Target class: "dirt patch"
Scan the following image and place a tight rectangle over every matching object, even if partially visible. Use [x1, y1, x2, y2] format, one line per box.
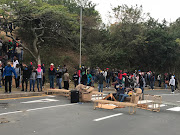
[0, 118, 10, 124]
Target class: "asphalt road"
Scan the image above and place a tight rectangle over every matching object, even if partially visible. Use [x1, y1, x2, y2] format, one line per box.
[0, 90, 180, 135]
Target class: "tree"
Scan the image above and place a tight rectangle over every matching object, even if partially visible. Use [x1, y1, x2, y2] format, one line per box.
[0, 0, 79, 64]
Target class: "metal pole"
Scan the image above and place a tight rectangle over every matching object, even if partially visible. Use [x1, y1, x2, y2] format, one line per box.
[80, 7, 82, 68]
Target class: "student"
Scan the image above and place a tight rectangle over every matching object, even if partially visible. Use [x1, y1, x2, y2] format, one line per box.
[87, 71, 92, 86]
[41, 64, 46, 87]
[169, 76, 175, 94]
[97, 72, 105, 92]
[0, 61, 3, 88]
[56, 66, 63, 89]
[3, 62, 17, 93]
[73, 71, 79, 88]
[116, 84, 129, 102]
[48, 63, 56, 89]
[63, 70, 69, 90]
[15, 64, 21, 88]
[30, 67, 37, 92]
[21, 64, 30, 92]
[37, 64, 43, 92]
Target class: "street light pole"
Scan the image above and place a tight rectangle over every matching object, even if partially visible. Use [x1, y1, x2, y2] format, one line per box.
[79, 6, 82, 68]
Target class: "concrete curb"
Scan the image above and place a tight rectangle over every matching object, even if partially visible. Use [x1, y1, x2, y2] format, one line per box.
[0, 92, 45, 99]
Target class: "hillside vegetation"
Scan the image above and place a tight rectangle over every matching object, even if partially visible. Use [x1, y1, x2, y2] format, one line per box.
[1, 0, 180, 75]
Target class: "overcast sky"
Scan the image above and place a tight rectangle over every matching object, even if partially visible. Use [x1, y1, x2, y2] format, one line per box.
[90, 0, 180, 24]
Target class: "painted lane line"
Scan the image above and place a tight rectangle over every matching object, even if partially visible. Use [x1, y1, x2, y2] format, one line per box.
[93, 113, 123, 122]
[159, 93, 179, 96]
[0, 103, 78, 116]
[21, 98, 59, 104]
[27, 104, 77, 112]
[0, 111, 23, 116]
[167, 107, 180, 112]
[148, 104, 166, 108]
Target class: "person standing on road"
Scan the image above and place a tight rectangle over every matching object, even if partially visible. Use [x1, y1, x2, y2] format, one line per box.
[21, 64, 30, 92]
[97, 72, 105, 92]
[150, 73, 155, 90]
[106, 68, 111, 88]
[3, 62, 17, 93]
[73, 71, 79, 88]
[157, 74, 162, 87]
[41, 64, 46, 87]
[37, 64, 43, 92]
[30, 67, 37, 92]
[63, 70, 69, 90]
[15, 64, 21, 88]
[169, 76, 175, 94]
[48, 63, 56, 89]
[56, 66, 63, 89]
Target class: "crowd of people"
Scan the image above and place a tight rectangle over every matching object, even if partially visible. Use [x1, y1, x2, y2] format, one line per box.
[73, 67, 178, 94]
[0, 38, 178, 94]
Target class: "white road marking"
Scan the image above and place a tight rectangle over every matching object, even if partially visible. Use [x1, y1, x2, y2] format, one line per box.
[0, 103, 77, 116]
[21, 98, 59, 103]
[138, 100, 153, 104]
[93, 113, 123, 122]
[167, 107, 180, 112]
[159, 93, 179, 96]
[47, 95, 56, 97]
[148, 104, 166, 108]
[177, 101, 180, 102]
[0, 111, 23, 116]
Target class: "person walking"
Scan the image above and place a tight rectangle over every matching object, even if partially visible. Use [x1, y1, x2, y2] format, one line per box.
[48, 63, 56, 89]
[97, 72, 105, 92]
[3, 62, 17, 93]
[63, 70, 69, 90]
[169, 76, 175, 94]
[30, 67, 37, 92]
[37, 64, 43, 92]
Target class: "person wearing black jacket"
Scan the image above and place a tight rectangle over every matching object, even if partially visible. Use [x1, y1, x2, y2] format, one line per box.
[97, 72, 105, 92]
[21, 64, 30, 92]
[73, 71, 79, 88]
[56, 67, 63, 89]
[49, 63, 56, 89]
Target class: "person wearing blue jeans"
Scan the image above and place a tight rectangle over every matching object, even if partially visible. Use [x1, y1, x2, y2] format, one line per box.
[115, 84, 129, 102]
[97, 72, 105, 92]
[119, 93, 129, 102]
[30, 79, 35, 91]
[37, 65, 43, 91]
[56, 67, 63, 89]
[48, 63, 56, 89]
[98, 84, 103, 92]
[29, 67, 36, 92]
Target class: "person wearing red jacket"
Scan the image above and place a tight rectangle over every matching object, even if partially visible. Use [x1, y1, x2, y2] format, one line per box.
[118, 70, 123, 84]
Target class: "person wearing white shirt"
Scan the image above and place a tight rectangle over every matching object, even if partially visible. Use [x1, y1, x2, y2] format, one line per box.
[169, 76, 175, 94]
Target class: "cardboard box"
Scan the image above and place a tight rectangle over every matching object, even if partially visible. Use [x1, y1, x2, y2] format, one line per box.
[81, 92, 92, 102]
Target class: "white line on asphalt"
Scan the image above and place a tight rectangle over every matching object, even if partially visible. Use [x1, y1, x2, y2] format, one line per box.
[159, 93, 180, 96]
[27, 104, 77, 112]
[93, 113, 123, 122]
[0, 103, 78, 116]
[0, 111, 23, 116]
[167, 107, 180, 112]
[21, 99, 59, 103]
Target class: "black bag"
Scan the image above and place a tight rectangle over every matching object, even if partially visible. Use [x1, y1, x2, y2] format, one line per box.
[71, 90, 79, 103]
